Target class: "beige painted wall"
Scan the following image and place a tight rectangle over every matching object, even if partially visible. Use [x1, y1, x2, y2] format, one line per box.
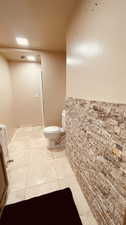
[41, 52, 66, 126]
[9, 62, 43, 127]
[0, 54, 16, 139]
[67, 0, 126, 104]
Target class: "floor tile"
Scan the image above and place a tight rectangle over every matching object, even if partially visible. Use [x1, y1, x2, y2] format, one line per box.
[25, 180, 60, 200]
[8, 150, 29, 169]
[29, 148, 53, 163]
[52, 149, 66, 159]
[80, 216, 87, 225]
[26, 160, 57, 187]
[6, 189, 25, 205]
[81, 213, 98, 225]
[8, 166, 28, 192]
[53, 157, 74, 179]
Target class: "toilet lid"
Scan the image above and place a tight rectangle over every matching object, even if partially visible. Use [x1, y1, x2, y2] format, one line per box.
[43, 126, 61, 133]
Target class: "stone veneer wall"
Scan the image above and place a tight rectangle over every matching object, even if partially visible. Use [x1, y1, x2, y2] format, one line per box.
[65, 97, 126, 225]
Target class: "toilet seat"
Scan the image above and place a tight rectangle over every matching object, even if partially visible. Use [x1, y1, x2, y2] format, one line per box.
[43, 126, 61, 134]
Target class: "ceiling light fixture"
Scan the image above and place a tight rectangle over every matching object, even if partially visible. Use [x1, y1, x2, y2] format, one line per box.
[26, 55, 36, 61]
[16, 37, 29, 46]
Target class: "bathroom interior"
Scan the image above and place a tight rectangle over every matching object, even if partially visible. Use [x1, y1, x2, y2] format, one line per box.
[0, 0, 126, 225]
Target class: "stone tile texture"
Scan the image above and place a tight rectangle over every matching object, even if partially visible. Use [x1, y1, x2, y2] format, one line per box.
[65, 97, 126, 225]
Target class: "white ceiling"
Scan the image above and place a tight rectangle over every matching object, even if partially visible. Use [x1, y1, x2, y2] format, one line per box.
[0, 49, 41, 63]
[0, 0, 76, 52]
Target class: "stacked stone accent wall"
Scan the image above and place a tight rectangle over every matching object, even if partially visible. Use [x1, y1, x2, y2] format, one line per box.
[65, 97, 126, 225]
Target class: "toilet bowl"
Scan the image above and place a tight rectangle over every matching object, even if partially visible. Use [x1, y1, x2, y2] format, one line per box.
[43, 126, 64, 149]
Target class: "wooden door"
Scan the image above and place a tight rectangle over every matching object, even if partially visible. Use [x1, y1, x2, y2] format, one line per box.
[0, 144, 8, 217]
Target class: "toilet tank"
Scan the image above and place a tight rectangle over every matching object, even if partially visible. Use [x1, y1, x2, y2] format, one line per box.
[62, 110, 66, 130]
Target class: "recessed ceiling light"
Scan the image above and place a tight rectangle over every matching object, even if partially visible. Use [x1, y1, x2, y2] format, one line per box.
[26, 55, 36, 61]
[16, 37, 29, 46]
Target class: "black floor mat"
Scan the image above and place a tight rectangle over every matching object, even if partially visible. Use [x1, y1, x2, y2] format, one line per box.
[0, 188, 83, 225]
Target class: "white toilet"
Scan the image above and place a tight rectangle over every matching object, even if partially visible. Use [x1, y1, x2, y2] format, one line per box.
[43, 111, 65, 149]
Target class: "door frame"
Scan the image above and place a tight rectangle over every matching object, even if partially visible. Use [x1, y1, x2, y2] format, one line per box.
[39, 71, 45, 127]
[0, 144, 8, 218]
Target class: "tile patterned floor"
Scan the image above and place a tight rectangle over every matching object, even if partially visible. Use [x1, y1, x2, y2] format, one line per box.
[7, 126, 98, 225]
